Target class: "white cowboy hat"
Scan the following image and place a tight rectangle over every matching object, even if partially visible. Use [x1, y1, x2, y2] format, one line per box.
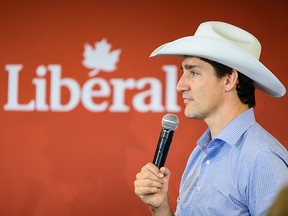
[150, 21, 286, 97]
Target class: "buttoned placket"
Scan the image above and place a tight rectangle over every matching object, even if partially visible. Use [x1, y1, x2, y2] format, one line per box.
[191, 139, 224, 196]
[178, 139, 225, 215]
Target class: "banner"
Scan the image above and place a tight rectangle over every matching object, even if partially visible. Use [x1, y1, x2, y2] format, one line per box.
[0, 0, 287, 215]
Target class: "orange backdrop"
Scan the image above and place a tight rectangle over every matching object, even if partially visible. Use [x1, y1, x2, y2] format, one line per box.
[0, 0, 287, 215]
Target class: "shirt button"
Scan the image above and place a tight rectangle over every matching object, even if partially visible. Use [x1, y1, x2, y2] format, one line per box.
[197, 186, 201, 191]
[206, 160, 210, 165]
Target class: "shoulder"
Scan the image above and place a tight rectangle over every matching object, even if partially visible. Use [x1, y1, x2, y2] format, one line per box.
[236, 123, 288, 215]
[241, 122, 288, 163]
[236, 122, 288, 185]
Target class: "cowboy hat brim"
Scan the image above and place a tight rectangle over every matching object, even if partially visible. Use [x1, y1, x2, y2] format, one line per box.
[150, 36, 286, 97]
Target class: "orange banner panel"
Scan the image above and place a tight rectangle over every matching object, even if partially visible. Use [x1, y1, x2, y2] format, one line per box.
[0, 0, 287, 215]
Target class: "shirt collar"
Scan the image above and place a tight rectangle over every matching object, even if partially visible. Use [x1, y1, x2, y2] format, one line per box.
[197, 108, 256, 151]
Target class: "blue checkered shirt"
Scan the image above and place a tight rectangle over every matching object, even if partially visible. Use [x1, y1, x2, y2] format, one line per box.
[175, 108, 288, 216]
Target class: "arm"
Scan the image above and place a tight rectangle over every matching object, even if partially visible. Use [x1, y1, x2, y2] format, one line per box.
[248, 151, 288, 216]
[134, 163, 174, 216]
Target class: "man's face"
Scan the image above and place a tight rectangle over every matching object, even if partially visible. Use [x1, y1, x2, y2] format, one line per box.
[177, 57, 226, 121]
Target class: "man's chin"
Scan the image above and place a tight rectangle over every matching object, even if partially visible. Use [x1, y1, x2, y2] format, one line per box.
[184, 109, 204, 120]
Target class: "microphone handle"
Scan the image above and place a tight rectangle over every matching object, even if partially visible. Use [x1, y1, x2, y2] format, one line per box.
[153, 128, 174, 168]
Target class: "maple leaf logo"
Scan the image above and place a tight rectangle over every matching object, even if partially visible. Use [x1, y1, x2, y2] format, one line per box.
[82, 38, 122, 77]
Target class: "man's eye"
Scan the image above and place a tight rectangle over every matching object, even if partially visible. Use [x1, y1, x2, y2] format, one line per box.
[191, 71, 198, 76]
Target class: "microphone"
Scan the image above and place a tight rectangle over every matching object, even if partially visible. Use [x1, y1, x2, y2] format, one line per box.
[152, 114, 179, 168]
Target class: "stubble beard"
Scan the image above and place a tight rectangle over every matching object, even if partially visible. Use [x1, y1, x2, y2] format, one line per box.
[184, 104, 206, 120]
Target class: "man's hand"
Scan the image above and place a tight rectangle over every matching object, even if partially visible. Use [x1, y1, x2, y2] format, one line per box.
[134, 163, 173, 215]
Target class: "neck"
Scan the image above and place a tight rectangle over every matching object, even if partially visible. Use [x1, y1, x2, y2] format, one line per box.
[205, 103, 249, 139]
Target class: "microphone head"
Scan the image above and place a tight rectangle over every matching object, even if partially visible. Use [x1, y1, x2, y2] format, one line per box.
[162, 114, 179, 131]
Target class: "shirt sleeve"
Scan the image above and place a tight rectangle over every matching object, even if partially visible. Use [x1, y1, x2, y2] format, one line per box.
[248, 150, 288, 216]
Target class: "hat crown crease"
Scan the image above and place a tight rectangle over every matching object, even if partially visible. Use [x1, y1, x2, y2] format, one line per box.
[195, 21, 261, 60]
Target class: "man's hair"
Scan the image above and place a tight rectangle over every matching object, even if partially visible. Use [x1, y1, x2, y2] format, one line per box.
[200, 57, 256, 108]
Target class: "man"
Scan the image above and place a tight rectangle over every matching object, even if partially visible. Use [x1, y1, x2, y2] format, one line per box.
[134, 21, 288, 216]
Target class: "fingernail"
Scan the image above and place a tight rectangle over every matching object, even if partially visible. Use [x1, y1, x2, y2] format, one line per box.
[159, 173, 164, 178]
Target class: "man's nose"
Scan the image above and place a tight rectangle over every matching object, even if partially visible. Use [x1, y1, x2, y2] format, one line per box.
[176, 73, 189, 92]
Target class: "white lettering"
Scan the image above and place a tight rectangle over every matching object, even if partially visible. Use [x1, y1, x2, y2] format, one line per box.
[133, 78, 164, 112]
[162, 65, 181, 112]
[82, 78, 110, 112]
[32, 65, 49, 111]
[49, 65, 81, 112]
[109, 78, 135, 112]
[3, 64, 181, 113]
[4, 64, 35, 111]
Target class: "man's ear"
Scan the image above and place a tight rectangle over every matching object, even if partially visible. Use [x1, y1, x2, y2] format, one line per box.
[224, 70, 238, 92]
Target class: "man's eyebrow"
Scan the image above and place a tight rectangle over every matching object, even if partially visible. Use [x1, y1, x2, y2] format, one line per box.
[180, 64, 199, 70]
